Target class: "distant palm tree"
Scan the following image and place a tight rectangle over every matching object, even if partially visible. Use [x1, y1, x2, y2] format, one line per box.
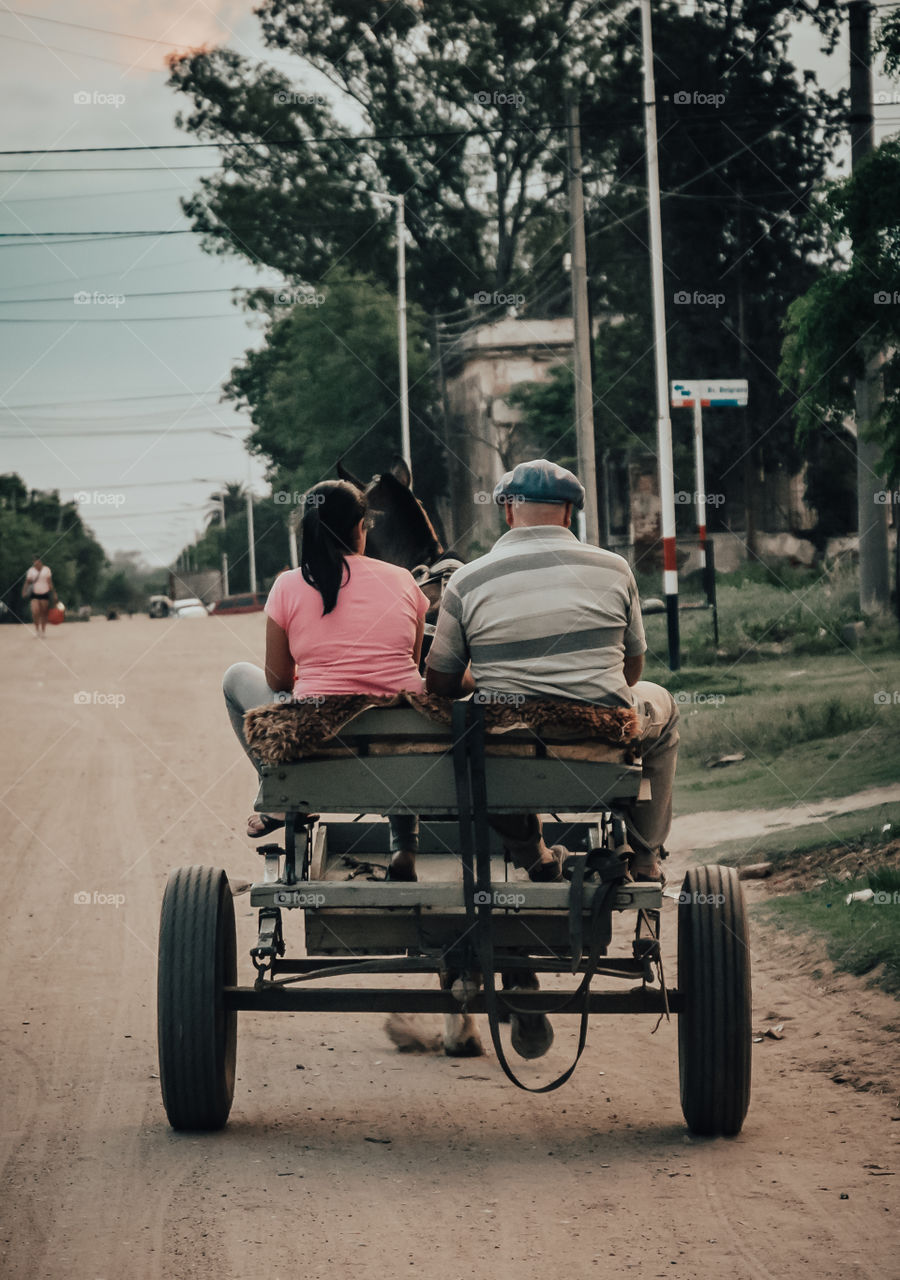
[205, 481, 247, 529]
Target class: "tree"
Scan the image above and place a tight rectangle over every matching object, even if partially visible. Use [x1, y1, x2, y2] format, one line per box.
[224, 269, 440, 497]
[204, 481, 248, 529]
[0, 475, 106, 618]
[577, 3, 846, 542]
[780, 139, 900, 494]
[166, 2, 611, 314]
[167, 1, 848, 540]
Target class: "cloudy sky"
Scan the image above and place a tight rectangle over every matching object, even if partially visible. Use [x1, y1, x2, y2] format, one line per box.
[1, 2, 897, 569]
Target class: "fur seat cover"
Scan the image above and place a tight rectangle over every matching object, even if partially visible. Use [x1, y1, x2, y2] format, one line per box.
[244, 692, 640, 766]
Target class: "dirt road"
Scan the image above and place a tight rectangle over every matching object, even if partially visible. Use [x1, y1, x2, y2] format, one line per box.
[1, 617, 898, 1280]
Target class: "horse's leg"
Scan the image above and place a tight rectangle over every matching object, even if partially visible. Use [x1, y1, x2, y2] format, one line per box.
[440, 970, 484, 1057]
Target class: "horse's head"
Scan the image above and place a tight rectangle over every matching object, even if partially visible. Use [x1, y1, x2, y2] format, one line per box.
[336, 457, 463, 624]
[336, 456, 444, 572]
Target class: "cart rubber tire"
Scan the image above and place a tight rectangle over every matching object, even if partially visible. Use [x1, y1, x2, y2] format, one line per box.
[158, 865, 237, 1130]
[678, 864, 751, 1137]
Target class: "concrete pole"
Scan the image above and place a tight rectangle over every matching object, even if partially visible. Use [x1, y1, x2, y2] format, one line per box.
[396, 194, 411, 469]
[849, 0, 890, 613]
[692, 397, 707, 569]
[288, 514, 299, 570]
[246, 490, 257, 595]
[566, 94, 600, 545]
[640, 0, 680, 668]
[221, 552, 230, 597]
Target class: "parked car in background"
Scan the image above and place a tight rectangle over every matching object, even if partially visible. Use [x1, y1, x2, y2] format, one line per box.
[209, 592, 267, 616]
[171, 597, 209, 619]
[148, 595, 174, 618]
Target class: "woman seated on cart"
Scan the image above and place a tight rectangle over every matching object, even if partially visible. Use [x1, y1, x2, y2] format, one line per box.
[223, 479, 429, 882]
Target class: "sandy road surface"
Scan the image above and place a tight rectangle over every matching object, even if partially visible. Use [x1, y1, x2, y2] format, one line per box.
[1, 616, 899, 1280]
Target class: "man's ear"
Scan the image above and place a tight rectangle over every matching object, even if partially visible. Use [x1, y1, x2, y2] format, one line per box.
[563, 502, 573, 528]
[504, 501, 515, 528]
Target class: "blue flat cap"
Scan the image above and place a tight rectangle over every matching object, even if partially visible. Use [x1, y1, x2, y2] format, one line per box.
[493, 458, 585, 509]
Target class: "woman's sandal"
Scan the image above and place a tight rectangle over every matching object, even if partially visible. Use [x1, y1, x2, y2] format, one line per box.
[247, 813, 286, 839]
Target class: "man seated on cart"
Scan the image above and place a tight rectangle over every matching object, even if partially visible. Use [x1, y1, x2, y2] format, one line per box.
[424, 458, 678, 885]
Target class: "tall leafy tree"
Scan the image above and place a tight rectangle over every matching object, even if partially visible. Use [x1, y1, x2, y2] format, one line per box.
[780, 138, 900, 493]
[168, 1, 848, 539]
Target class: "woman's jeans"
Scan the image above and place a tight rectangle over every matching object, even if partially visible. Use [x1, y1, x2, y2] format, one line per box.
[223, 662, 419, 854]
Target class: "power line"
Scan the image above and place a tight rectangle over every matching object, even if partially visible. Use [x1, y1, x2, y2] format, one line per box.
[0, 124, 568, 157]
[0, 165, 221, 174]
[1, 8, 207, 47]
[0, 389, 220, 410]
[0, 313, 249, 323]
[0, 228, 194, 237]
[0, 425, 250, 438]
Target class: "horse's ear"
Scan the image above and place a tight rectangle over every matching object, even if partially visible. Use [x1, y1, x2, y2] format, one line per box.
[390, 455, 412, 489]
[337, 458, 366, 491]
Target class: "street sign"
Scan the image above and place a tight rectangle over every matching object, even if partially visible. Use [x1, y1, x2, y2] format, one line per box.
[670, 379, 748, 408]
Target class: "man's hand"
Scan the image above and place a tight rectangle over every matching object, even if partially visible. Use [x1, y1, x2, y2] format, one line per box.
[624, 653, 644, 687]
[425, 665, 475, 698]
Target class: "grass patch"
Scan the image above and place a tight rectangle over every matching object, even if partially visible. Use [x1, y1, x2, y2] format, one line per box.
[640, 563, 898, 666]
[689, 803, 899, 869]
[756, 870, 900, 995]
[635, 649, 900, 813]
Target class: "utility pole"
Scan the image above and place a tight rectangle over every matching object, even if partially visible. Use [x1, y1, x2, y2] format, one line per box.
[396, 194, 411, 469]
[640, 0, 680, 668]
[566, 94, 600, 545]
[849, 0, 890, 612]
[246, 490, 257, 595]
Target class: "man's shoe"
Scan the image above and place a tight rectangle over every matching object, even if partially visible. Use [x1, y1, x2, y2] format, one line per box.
[628, 852, 665, 887]
[527, 845, 568, 883]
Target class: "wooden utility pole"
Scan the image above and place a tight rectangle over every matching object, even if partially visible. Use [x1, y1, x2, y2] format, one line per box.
[566, 94, 601, 546]
[849, 0, 890, 612]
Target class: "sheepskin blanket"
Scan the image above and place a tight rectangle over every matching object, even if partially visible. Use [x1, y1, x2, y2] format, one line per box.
[244, 691, 640, 766]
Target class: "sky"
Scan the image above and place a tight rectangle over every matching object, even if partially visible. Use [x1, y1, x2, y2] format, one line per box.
[1, 1, 898, 570]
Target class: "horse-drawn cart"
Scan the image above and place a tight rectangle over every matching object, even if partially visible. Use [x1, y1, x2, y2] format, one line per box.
[157, 700, 751, 1136]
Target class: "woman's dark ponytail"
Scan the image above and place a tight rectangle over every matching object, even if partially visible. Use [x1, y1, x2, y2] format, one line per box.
[300, 480, 367, 614]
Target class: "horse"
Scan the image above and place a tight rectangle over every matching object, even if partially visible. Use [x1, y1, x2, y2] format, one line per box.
[335, 458, 484, 1057]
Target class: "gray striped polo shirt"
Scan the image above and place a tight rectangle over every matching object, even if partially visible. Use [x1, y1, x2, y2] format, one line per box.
[426, 525, 646, 707]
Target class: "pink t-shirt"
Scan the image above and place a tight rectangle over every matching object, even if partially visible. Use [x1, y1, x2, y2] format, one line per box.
[265, 557, 429, 697]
